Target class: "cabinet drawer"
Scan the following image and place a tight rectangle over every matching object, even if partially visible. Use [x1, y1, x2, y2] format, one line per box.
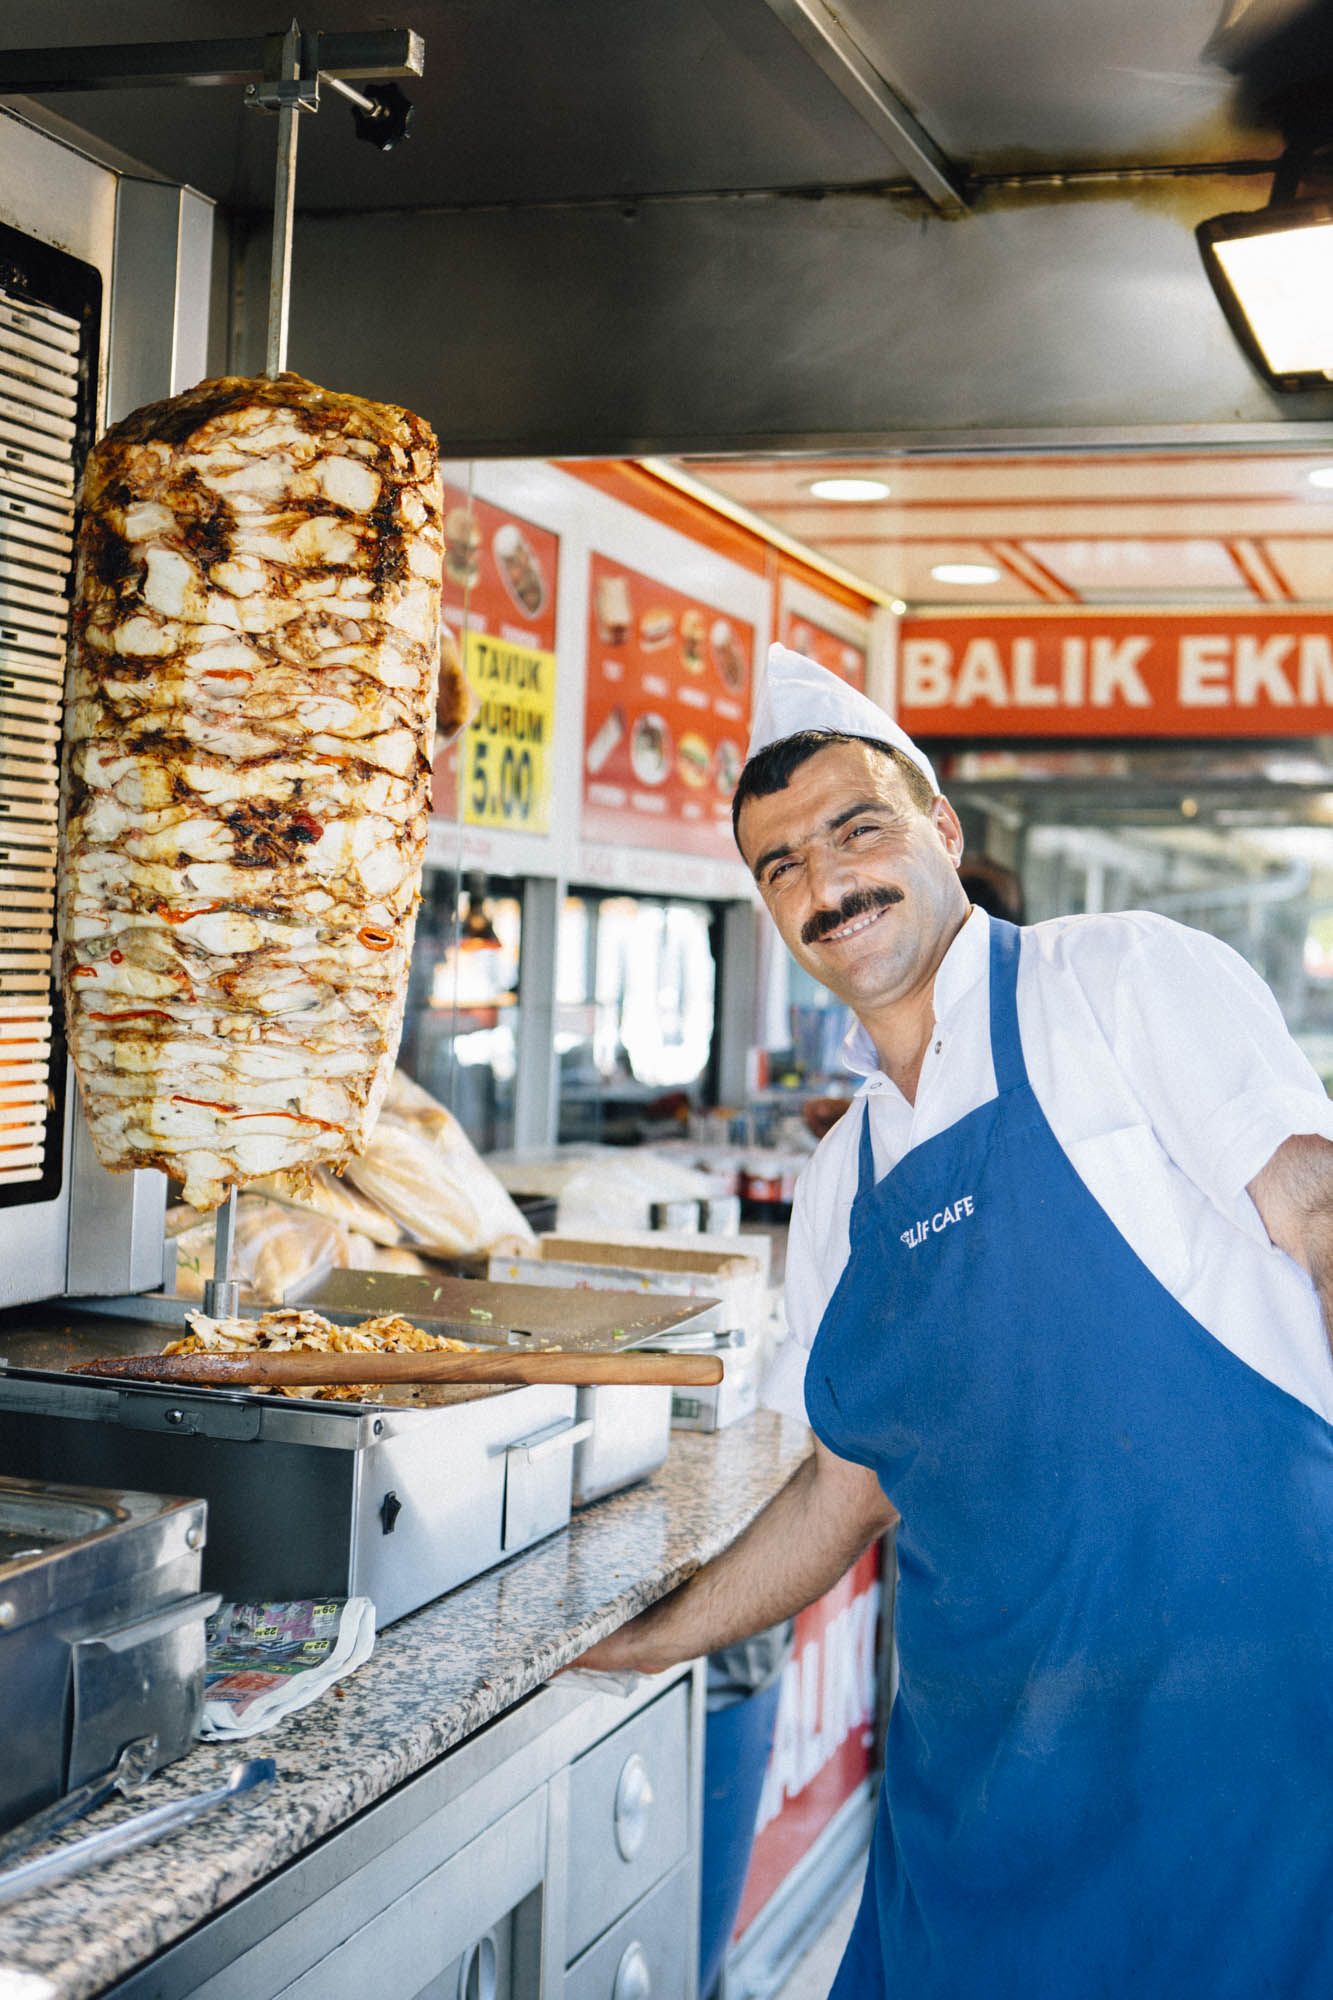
[566, 1681, 690, 1960]
[564, 1859, 695, 2000]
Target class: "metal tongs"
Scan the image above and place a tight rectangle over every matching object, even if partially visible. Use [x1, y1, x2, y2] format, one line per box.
[0, 1759, 276, 1910]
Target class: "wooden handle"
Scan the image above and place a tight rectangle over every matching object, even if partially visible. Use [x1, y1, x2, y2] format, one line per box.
[69, 1350, 726, 1388]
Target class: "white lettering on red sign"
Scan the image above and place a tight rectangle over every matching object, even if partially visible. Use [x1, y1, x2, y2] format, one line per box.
[755, 1578, 881, 1832]
[901, 630, 1333, 714]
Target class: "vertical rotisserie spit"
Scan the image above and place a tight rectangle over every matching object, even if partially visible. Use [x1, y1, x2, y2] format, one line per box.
[59, 373, 442, 1209]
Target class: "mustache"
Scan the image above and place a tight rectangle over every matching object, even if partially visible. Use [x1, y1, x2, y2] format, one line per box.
[800, 886, 903, 946]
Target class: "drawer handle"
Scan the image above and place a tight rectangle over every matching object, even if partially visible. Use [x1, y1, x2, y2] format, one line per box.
[613, 1940, 652, 2000]
[457, 1931, 497, 2000]
[505, 1416, 594, 1466]
[613, 1752, 654, 1862]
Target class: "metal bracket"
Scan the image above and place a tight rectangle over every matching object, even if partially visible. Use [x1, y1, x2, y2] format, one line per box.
[0, 23, 427, 376]
[0, 29, 424, 99]
[758, 0, 967, 214]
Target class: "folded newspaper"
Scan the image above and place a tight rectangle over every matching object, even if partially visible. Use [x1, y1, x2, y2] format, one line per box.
[199, 1598, 376, 1740]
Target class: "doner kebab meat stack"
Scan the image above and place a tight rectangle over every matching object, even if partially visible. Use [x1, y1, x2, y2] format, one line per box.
[58, 373, 443, 1210]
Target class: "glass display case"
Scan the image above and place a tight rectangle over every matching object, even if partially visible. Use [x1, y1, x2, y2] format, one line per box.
[397, 868, 523, 1153]
[942, 740, 1333, 1087]
[555, 891, 719, 1143]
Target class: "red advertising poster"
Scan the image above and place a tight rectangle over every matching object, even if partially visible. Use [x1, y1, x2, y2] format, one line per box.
[782, 609, 867, 691]
[897, 610, 1333, 739]
[582, 553, 754, 859]
[432, 484, 560, 833]
[733, 1544, 883, 1939]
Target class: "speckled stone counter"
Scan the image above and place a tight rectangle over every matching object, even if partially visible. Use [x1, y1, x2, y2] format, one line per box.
[0, 1412, 812, 2000]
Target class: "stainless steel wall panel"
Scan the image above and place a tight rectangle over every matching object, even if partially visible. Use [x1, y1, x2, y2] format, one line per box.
[106, 179, 215, 424]
[238, 173, 1333, 456]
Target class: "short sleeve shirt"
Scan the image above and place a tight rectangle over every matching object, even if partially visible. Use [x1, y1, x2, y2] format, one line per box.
[765, 908, 1333, 1426]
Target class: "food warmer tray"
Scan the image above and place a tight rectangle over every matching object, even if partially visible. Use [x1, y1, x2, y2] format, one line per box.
[0, 1472, 217, 1835]
[0, 1285, 718, 1628]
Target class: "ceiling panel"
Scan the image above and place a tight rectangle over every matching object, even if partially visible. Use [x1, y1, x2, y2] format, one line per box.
[1022, 537, 1250, 594]
[671, 449, 1333, 608]
[0, 0, 1291, 213]
[834, 0, 1272, 168]
[1261, 540, 1333, 601]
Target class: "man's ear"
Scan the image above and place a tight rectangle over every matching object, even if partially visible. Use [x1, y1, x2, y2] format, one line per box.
[931, 795, 965, 864]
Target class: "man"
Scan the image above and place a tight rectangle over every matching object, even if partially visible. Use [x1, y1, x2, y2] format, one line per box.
[578, 645, 1333, 1997]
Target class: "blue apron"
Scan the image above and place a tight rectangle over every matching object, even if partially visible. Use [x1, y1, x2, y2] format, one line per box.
[806, 918, 1333, 1998]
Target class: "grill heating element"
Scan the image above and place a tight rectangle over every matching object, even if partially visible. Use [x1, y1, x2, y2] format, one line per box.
[0, 287, 79, 1200]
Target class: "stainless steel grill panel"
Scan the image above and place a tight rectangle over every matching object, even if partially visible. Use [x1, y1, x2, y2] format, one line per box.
[0, 285, 77, 1194]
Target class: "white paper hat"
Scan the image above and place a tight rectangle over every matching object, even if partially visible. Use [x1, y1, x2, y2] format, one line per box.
[745, 643, 937, 794]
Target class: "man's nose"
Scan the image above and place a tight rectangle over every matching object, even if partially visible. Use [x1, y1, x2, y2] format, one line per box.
[805, 839, 858, 906]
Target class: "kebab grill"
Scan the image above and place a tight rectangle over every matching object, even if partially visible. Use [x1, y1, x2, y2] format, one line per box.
[0, 145, 716, 1704]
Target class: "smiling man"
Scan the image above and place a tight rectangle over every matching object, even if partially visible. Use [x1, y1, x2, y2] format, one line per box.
[577, 644, 1333, 1999]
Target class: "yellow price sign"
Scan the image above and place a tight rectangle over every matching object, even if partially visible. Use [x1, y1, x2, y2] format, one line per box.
[461, 631, 556, 833]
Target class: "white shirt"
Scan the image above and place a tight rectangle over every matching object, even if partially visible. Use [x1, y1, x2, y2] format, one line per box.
[765, 908, 1333, 1427]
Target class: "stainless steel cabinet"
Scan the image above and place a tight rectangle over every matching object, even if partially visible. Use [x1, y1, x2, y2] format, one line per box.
[565, 1862, 696, 2000]
[565, 1683, 691, 1960]
[106, 1665, 702, 2000]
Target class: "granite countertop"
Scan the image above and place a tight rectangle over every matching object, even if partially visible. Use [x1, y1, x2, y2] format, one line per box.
[0, 1411, 812, 2000]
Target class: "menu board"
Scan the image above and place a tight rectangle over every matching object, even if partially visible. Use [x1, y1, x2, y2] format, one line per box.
[431, 484, 560, 834]
[581, 554, 754, 858]
[782, 608, 867, 691]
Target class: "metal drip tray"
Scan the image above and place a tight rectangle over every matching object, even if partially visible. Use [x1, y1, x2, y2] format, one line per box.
[0, 1474, 215, 1836]
[0, 1307, 604, 1626]
[0, 1487, 120, 1564]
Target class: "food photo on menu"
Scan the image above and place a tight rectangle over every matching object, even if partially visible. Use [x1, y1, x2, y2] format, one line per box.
[493, 521, 546, 616]
[581, 555, 755, 858]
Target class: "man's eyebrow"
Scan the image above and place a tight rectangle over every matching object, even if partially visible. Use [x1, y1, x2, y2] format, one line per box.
[751, 797, 892, 880]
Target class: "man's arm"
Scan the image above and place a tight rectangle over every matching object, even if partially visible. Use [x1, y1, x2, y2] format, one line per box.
[572, 1438, 898, 1675]
[1247, 1134, 1333, 1347]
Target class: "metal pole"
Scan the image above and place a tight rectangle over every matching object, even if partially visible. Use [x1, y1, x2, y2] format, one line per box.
[203, 1189, 241, 1318]
[265, 21, 303, 378]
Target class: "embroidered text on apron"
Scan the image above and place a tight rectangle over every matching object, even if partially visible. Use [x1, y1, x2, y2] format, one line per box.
[806, 918, 1333, 1998]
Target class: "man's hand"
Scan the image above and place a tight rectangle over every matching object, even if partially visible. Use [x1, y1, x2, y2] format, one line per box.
[570, 1438, 897, 1676]
[1247, 1134, 1333, 1347]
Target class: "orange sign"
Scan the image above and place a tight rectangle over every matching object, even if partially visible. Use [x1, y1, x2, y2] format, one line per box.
[582, 553, 754, 858]
[782, 609, 867, 691]
[897, 612, 1333, 738]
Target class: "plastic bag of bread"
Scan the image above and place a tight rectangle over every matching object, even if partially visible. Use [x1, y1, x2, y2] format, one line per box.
[246, 1164, 403, 1248]
[167, 1197, 350, 1304]
[344, 1070, 535, 1256]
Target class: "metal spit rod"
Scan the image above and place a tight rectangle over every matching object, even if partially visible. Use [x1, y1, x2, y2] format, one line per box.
[263, 21, 307, 379]
[204, 1190, 241, 1319]
[212, 23, 301, 1309]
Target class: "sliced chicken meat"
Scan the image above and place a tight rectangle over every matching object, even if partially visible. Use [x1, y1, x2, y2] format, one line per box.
[59, 372, 443, 1208]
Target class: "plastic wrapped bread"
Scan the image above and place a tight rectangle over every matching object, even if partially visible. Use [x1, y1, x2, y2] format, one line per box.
[343, 1069, 535, 1255]
[59, 373, 442, 1208]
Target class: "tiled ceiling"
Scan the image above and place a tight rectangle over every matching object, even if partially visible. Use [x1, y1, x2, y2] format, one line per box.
[669, 450, 1333, 609]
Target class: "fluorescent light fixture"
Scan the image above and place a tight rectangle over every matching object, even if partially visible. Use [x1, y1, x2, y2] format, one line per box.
[808, 477, 891, 501]
[931, 562, 1000, 584]
[1308, 466, 1333, 488]
[1197, 201, 1333, 389]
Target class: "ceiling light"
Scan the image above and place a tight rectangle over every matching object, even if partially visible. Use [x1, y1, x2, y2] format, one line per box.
[1308, 466, 1333, 488]
[931, 563, 1000, 585]
[889, 598, 908, 615]
[807, 477, 891, 501]
[1197, 149, 1333, 390]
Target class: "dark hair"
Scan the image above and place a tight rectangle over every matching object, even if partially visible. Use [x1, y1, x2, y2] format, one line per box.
[731, 729, 935, 845]
[958, 857, 1026, 924]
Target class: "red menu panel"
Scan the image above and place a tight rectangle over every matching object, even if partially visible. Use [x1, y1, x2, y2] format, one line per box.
[582, 554, 754, 858]
[733, 1543, 883, 1938]
[432, 483, 560, 830]
[782, 609, 867, 691]
[896, 610, 1333, 738]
